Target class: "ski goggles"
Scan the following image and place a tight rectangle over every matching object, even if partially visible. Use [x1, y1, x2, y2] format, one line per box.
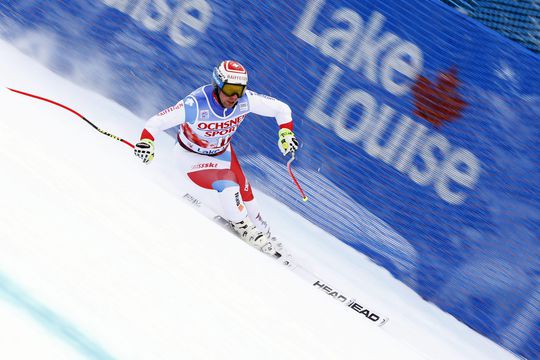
[220, 83, 246, 98]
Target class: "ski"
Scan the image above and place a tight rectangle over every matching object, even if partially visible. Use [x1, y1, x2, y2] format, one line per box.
[290, 263, 389, 326]
[181, 192, 389, 327]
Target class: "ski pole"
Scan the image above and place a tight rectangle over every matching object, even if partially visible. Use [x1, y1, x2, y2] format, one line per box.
[287, 151, 308, 202]
[7, 88, 134, 148]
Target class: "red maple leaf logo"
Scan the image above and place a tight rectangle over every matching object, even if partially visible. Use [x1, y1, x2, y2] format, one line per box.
[411, 66, 468, 127]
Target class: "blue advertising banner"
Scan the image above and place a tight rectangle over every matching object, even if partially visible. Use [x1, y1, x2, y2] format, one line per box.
[1, 1, 539, 358]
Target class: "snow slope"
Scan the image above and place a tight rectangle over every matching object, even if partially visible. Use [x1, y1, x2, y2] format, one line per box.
[0, 39, 518, 359]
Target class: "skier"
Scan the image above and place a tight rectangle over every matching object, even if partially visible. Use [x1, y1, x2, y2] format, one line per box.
[134, 60, 298, 258]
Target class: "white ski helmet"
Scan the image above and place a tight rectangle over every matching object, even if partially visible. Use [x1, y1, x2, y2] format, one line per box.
[212, 60, 248, 97]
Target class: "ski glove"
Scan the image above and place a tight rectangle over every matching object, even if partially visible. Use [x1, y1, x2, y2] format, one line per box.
[134, 139, 155, 164]
[278, 128, 298, 156]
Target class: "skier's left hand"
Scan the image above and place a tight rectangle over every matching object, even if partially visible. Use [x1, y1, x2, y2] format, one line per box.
[278, 128, 298, 156]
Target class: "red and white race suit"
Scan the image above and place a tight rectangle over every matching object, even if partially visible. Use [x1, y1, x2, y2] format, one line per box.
[139, 84, 294, 229]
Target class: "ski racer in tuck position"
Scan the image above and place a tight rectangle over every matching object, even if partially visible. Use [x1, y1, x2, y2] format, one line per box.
[134, 60, 299, 258]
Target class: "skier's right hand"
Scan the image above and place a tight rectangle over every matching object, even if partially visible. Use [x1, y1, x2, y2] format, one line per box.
[134, 139, 155, 164]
